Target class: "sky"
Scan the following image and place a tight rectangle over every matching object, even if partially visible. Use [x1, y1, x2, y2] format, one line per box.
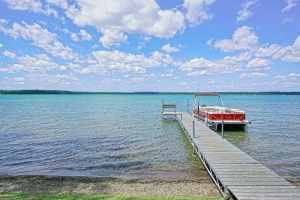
[0, 0, 299, 92]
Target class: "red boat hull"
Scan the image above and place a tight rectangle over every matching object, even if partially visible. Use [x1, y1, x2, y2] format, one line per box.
[194, 111, 245, 121]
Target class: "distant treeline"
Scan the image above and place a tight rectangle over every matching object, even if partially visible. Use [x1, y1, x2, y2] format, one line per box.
[1, 90, 300, 95]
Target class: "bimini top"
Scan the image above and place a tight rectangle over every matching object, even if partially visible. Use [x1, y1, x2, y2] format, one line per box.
[194, 92, 220, 97]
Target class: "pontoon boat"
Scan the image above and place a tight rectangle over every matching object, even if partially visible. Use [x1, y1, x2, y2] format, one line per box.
[193, 92, 250, 130]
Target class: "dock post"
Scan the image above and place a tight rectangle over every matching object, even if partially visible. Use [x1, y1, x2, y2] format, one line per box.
[193, 121, 195, 138]
[221, 121, 224, 139]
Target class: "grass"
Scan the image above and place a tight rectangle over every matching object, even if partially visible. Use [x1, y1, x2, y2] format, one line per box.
[0, 194, 222, 200]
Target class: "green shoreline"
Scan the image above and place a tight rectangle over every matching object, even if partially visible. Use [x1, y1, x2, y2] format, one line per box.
[1, 89, 300, 95]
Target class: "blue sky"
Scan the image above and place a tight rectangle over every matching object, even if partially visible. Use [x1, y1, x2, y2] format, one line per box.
[0, 0, 299, 92]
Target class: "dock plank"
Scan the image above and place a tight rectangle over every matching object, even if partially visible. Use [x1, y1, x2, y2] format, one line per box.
[165, 111, 300, 200]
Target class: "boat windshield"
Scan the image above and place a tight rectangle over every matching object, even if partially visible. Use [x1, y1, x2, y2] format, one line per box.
[194, 93, 224, 107]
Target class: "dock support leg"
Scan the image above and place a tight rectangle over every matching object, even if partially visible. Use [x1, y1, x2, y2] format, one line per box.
[193, 143, 196, 155]
[221, 121, 224, 139]
[224, 187, 232, 200]
[193, 121, 195, 138]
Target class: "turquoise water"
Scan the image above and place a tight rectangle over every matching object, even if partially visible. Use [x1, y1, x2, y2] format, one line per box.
[0, 94, 300, 182]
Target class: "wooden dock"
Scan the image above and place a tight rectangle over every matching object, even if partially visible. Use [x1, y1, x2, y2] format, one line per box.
[163, 112, 300, 200]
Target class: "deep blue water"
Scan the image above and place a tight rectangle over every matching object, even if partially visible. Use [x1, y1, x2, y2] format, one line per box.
[0, 94, 299, 182]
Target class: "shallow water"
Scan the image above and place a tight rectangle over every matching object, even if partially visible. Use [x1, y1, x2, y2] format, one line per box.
[0, 94, 299, 182]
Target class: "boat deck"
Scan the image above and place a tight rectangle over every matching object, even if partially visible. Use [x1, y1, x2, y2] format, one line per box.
[163, 111, 300, 200]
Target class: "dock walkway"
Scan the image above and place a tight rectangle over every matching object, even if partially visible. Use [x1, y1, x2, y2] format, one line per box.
[164, 112, 300, 200]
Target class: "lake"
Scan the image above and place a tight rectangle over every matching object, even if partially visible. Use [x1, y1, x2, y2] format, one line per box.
[0, 94, 299, 183]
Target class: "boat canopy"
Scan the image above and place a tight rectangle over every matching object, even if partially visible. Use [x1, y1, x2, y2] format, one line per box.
[194, 92, 220, 97]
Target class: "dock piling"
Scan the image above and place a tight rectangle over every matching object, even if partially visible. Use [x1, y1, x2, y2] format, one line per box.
[193, 120, 195, 138]
[221, 120, 224, 138]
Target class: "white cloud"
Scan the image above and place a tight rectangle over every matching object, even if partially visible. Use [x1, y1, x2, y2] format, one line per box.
[213, 26, 258, 52]
[3, 77, 26, 85]
[237, 0, 259, 22]
[255, 44, 282, 57]
[178, 55, 242, 76]
[0, 43, 3, 48]
[0, 21, 78, 61]
[99, 29, 128, 48]
[1, 50, 17, 58]
[183, 0, 216, 25]
[79, 30, 92, 40]
[64, 0, 185, 48]
[247, 58, 272, 70]
[4, 0, 58, 17]
[79, 50, 172, 74]
[162, 44, 180, 53]
[273, 35, 300, 62]
[71, 32, 79, 41]
[71, 29, 92, 41]
[275, 73, 300, 80]
[240, 72, 268, 79]
[282, 0, 297, 12]
[2, 54, 66, 73]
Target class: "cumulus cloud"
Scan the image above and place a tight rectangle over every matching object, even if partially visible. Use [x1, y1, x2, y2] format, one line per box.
[6, 1, 215, 49]
[71, 29, 92, 41]
[178, 54, 243, 76]
[79, 50, 172, 74]
[3, 0, 58, 17]
[237, 0, 259, 22]
[0, 43, 3, 48]
[275, 73, 300, 80]
[239, 72, 268, 79]
[247, 58, 272, 70]
[273, 35, 300, 62]
[2, 54, 66, 73]
[255, 44, 282, 57]
[162, 44, 180, 53]
[1, 50, 17, 58]
[213, 26, 258, 52]
[183, 0, 216, 25]
[64, 0, 185, 48]
[99, 29, 128, 48]
[0, 21, 78, 60]
[282, 0, 297, 12]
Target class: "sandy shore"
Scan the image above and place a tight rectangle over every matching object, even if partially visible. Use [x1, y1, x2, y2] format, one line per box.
[0, 175, 221, 197]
